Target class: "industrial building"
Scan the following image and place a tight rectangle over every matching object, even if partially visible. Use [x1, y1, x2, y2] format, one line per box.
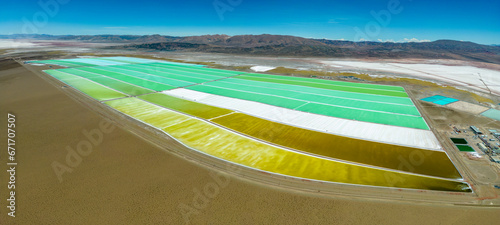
[477, 143, 488, 152]
[470, 126, 483, 134]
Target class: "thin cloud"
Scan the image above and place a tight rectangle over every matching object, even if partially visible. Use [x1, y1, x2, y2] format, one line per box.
[402, 38, 431, 43]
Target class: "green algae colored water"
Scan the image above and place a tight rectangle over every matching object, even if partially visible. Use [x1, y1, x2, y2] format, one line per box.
[451, 138, 468, 145]
[456, 145, 475, 152]
[44, 70, 127, 101]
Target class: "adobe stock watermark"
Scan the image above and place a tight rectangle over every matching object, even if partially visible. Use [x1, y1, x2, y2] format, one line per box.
[51, 119, 115, 183]
[213, 0, 243, 21]
[179, 162, 242, 224]
[353, 0, 408, 42]
[384, 149, 433, 186]
[22, 0, 70, 34]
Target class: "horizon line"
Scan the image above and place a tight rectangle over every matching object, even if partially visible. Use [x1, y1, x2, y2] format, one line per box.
[0, 33, 497, 45]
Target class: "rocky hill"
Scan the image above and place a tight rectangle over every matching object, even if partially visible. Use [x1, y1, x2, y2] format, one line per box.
[2, 33, 500, 64]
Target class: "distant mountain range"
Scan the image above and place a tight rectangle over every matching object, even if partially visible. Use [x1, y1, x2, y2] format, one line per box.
[2, 34, 500, 64]
[0, 34, 182, 42]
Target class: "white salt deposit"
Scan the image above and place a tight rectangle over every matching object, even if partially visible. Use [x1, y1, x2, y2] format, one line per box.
[250, 66, 276, 72]
[0, 40, 40, 49]
[321, 61, 500, 95]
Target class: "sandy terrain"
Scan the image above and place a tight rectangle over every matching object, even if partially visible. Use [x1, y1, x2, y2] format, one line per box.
[446, 101, 490, 115]
[1, 53, 500, 224]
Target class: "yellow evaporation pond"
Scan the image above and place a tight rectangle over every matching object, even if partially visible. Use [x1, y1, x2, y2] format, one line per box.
[138, 93, 233, 119]
[212, 113, 462, 179]
[137, 93, 460, 179]
[105, 97, 470, 192]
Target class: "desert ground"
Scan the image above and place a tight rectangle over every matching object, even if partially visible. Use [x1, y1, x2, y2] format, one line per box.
[1, 47, 500, 224]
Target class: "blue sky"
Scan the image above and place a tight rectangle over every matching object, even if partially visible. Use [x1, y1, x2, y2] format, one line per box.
[1, 0, 499, 44]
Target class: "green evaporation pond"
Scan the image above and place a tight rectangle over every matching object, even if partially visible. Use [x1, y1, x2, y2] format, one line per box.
[450, 138, 467, 145]
[455, 145, 475, 152]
